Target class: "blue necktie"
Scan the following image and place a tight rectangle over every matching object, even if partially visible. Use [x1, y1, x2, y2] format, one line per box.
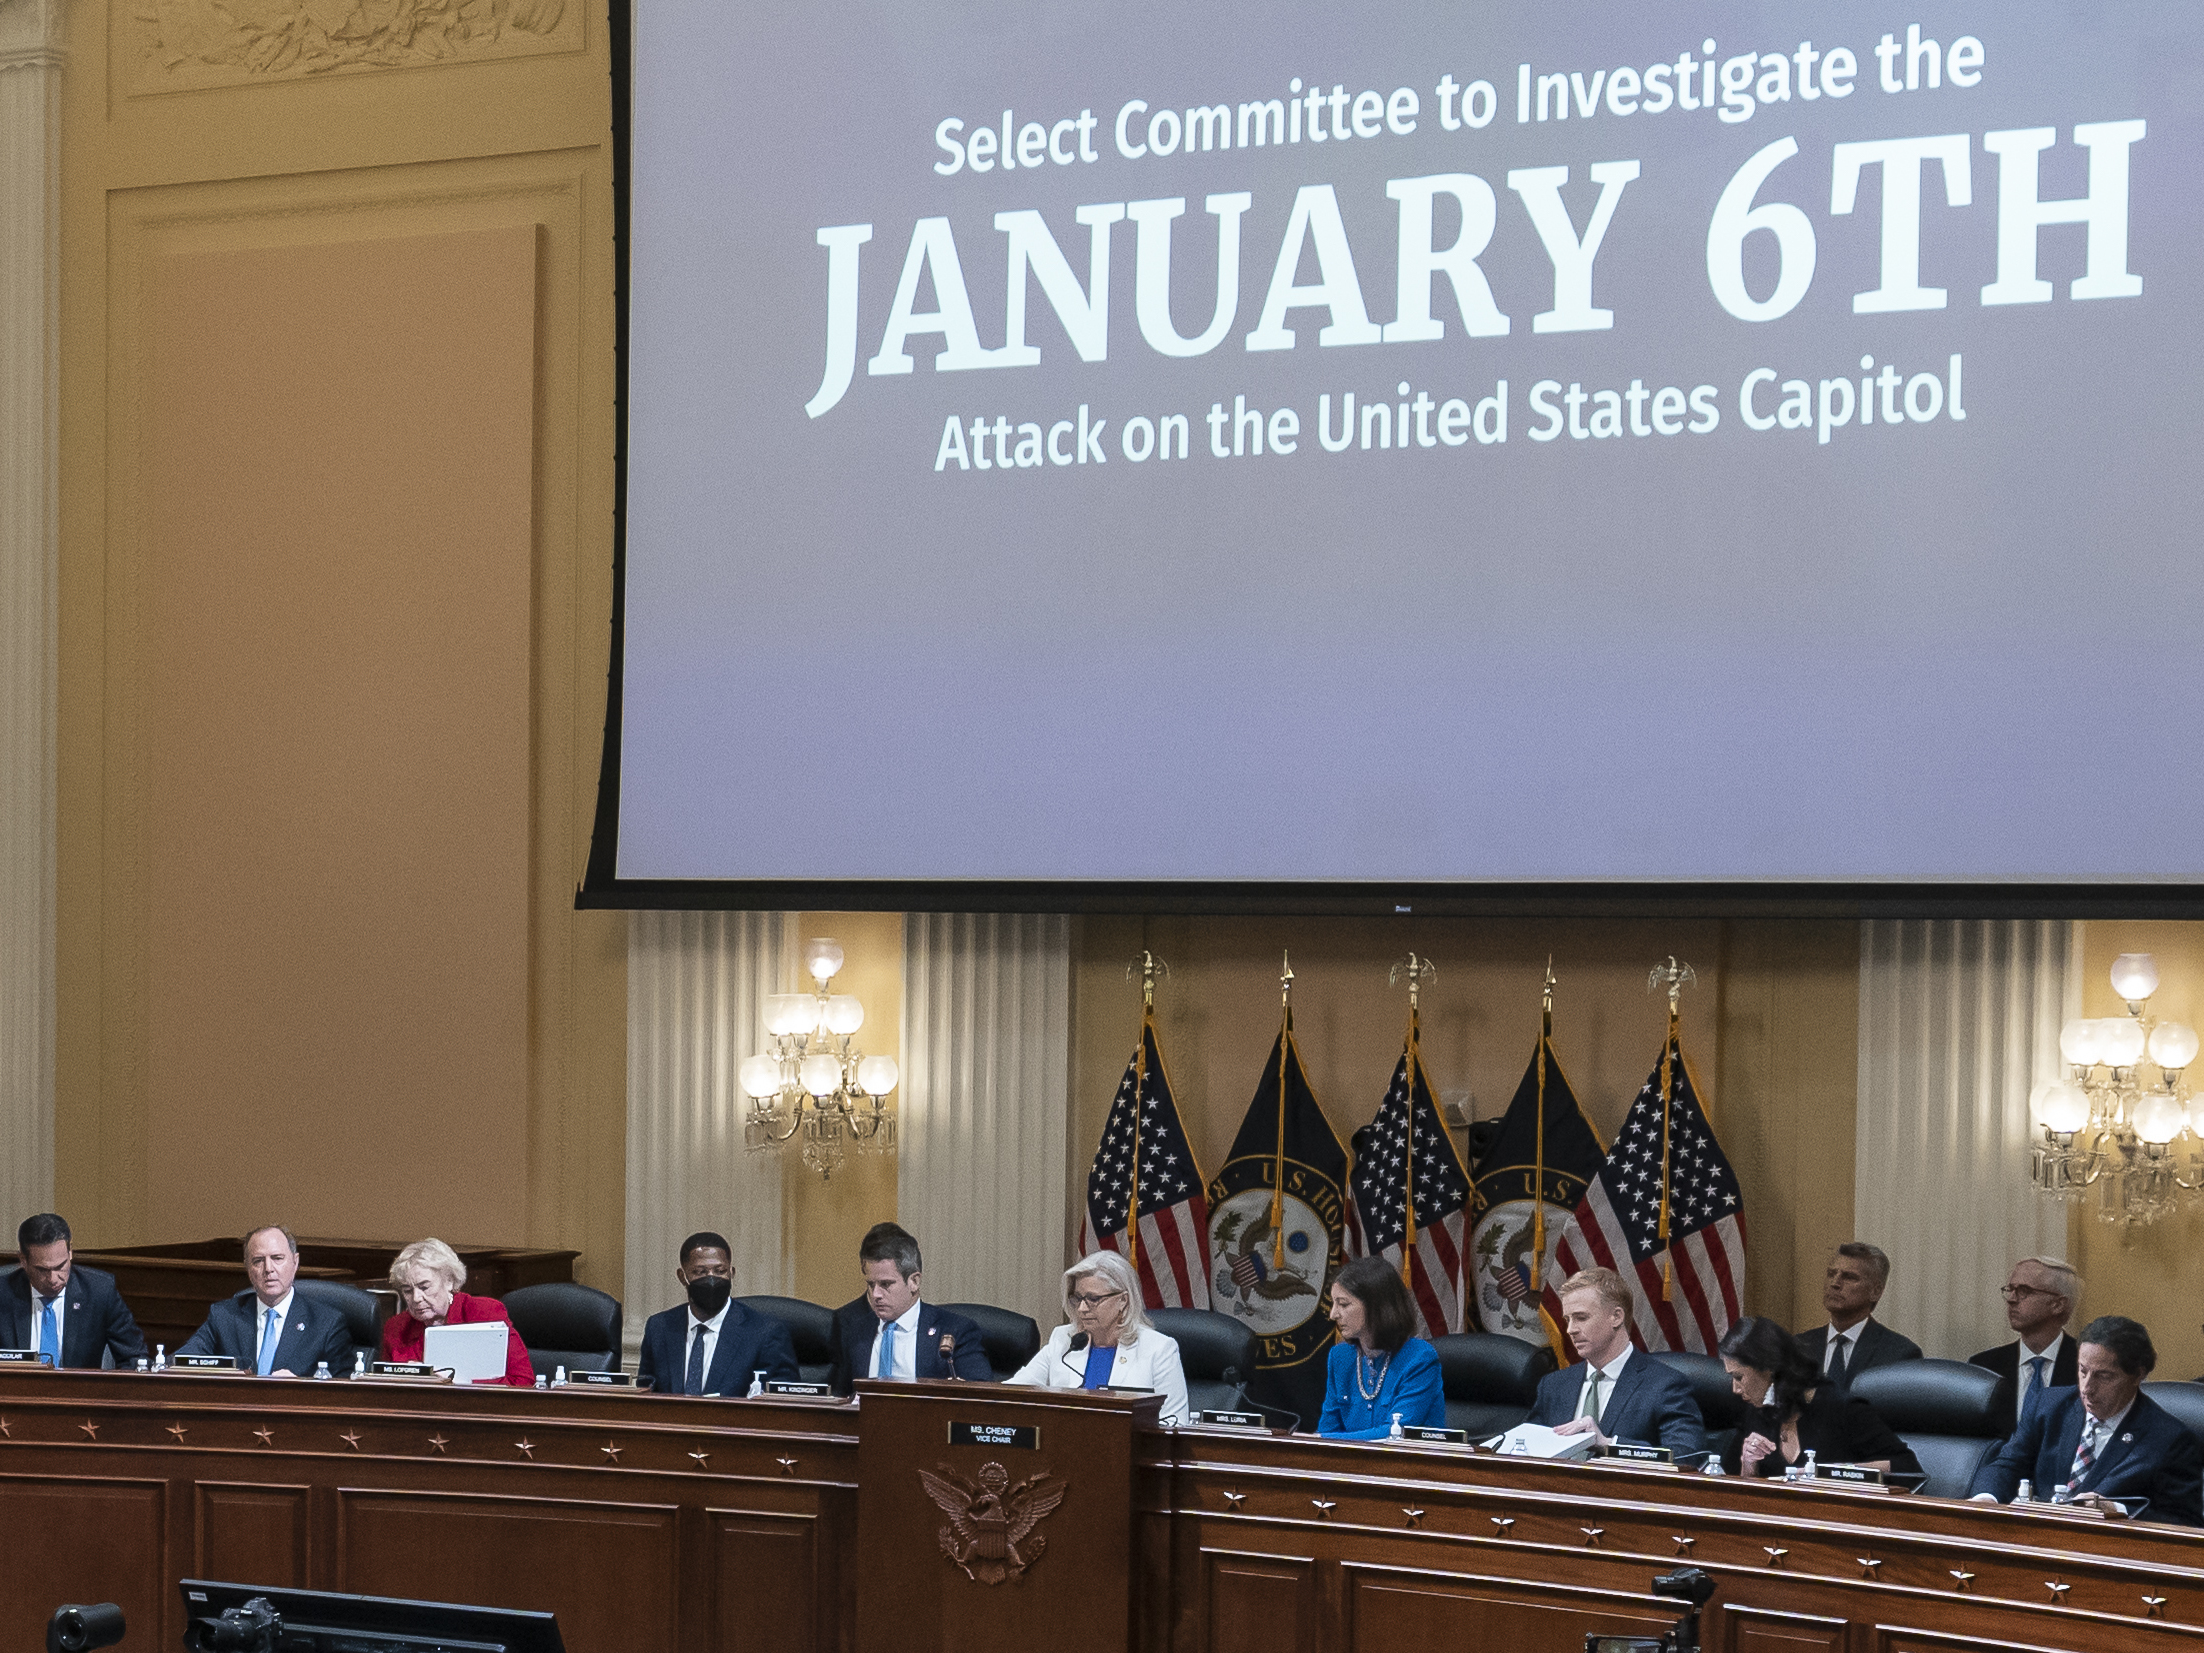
[2018, 1355, 2047, 1425]
[876, 1320, 896, 1379]
[685, 1323, 708, 1396]
[37, 1298, 59, 1366]
[257, 1305, 281, 1375]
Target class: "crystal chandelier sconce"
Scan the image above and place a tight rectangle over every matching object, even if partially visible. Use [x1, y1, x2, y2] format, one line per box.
[738, 938, 899, 1180]
[2031, 953, 2200, 1225]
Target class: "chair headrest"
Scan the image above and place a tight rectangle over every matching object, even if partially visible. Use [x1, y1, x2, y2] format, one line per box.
[1429, 1332, 1558, 1405]
[1644, 1349, 1751, 1427]
[936, 1303, 1042, 1366]
[736, 1295, 838, 1363]
[1147, 1308, 1260, 1373]
[504, 1282, 622, 1349]
[1851, 1358, 2007, 1435]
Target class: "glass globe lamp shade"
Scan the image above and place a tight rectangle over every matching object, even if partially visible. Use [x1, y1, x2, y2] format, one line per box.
[2034, 1081, 2090, 1135]
[857, 1054, 900, 1097]
[2099, 1016, 2147, 1067]
[805, 938, 847, 984]
[824, 995, 866, 1035]
[799, 1053, 843, 1097]
[2133, 1091, 2184, 1146]
[762, 994, 804, 1037]
[2148, 1021, 2200, 1072]
[739, 1054, 783, 1099]
[2109, 953, 2160, 1003]
[2058, 1018, 2103, 1067]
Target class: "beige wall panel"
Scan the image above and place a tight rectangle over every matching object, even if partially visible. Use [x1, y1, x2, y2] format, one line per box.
[138, 223, 536, 1244]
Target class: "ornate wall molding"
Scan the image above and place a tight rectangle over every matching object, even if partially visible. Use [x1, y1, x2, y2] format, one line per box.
[128, 0, 578, 94]
[0, 0, 62, 1236]
[1856, 919, 2075, 1360]
[899, 914, 1073, 1327]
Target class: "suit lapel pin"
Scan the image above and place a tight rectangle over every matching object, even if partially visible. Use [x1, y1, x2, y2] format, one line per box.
[2121, 1432, 2133, 1443]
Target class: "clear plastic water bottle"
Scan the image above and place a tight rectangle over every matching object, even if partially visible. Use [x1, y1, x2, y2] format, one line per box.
[747, 1369, 766, 1398]
[352, 1350, 367, 1378]
[2051, 1482, 2072, 1505]
[312, 1361, 332, 1380]
[554, 1365, 568, 1387]
[1705, 1456, 1726, 1477]
[2016, 1479, 2034, 1504]
[153, 1344, 167, 1372]
[533, 1372, 548, 1389]
[1802, 1449, 1818, 1480]
[1389, 1412, 1405, 1440]
[135, 1357, 150, 1372]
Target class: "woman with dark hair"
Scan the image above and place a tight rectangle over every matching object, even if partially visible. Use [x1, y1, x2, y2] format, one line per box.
[1316, 1256, 1445, 1439]
[1718, 1314, 1920, 1479]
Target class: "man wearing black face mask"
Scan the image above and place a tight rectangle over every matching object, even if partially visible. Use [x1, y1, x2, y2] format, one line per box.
[636, 1232, 798, 1397]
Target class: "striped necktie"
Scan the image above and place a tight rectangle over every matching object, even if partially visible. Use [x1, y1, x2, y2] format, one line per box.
[2070, 1418, 2100, 1485]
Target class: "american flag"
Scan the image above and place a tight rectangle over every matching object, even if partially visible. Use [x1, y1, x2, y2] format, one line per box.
[1346, 1039, 1472, 1338]
[1075, 1017, 1210, 1309]
[1545, 1037, 1747, 1354]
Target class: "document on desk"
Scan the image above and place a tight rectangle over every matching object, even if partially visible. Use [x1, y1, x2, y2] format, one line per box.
[423, 1321, 510, 1384]
[1484, 1423, 1598, 1461]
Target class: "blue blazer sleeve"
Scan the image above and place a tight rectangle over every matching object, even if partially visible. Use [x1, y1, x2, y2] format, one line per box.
[757, 1314, 800, 1382]
[947, 1320, 994, 1383]
[1316, 1344, 1349, 1435]
[1972, 1393, 2060, 1499]
[2147, 1419, 2204, 1524]
[1643, 1365, 1708, 1459]
[636, 1312, 665, 1390]
[176, 1300, 235, 1360]
[1323, 1342, 1444, 1441]
[90, 1273, 148, 1367]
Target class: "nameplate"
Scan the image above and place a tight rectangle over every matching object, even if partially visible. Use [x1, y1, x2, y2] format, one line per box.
[948, 1422, 1037, 1450]
[0, 1349, 54, 1367]
[1195, 1409, 1266, 1429]
[1816, 1463, 1885, 1486]
[370, 1361, 436, 1377]
[764, 1379, 833, 1397]
[173, 1354, 238, 1371]
[1398, 1425, 1470, 1444]
[1601, 1443, 1674, 1464]
[566, 1370, 634, 1388]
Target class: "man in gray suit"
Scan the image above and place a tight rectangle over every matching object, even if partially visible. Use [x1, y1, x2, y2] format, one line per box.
[177, 1225, 350, 1377]
[1795, 1242, 1922, 1388]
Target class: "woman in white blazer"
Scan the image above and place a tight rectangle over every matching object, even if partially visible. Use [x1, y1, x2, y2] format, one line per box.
[1008, 1250, 1190, 1425]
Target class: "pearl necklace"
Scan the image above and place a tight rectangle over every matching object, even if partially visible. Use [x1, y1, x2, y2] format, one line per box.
[1354, 1346, 1390, 1401]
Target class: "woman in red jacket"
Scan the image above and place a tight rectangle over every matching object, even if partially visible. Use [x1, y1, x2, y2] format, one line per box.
[381, 1237, 536, 1386]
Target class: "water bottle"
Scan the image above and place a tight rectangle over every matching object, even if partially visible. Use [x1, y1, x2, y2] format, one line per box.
[1704, 1456, 1726, 1477]
[312, 1361, 332, 1380]
[747, 1369, 766, 1398]
[554, 1365, 568, 1387]
[135, 1357, 149, 1372]
[534, 1372, 548, 1389]
[1802, 1449, 1818, 1480]
[153, 1344, 167, 1372]
[1389, 1412, 1404, 1440]
[2051, 1482, 2072, 1505]
[352, 1350, 367, 1378]
[2016, 1479, 2034, 1504]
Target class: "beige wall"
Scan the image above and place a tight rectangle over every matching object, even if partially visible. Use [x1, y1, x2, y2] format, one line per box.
[2071, 922, 2204, 1382]
[1071, 916, 1858, 1331]
[55, 2, 625, 1283]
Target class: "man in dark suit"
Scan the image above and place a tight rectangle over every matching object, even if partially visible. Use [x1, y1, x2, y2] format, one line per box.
[1794, 1242, 1921, 1388]
[1527, 1268, 1706, 1458]
[1970, 1315, 2202, 1523]
[1970, 1255, 2082, 1437]
[637, 1230, 798, 1397]
[826, 1222, 991, 1395]
[3, 1213, 146, 1369]
[176, 1225, 351, 1376]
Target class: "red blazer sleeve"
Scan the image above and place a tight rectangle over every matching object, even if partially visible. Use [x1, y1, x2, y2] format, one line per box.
[452, 1293, 535, 1387]
[379, 1311, 422, 1364]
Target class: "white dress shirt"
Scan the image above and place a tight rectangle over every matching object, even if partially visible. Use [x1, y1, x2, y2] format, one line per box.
[2072, 1396, 2136, 1482]
[257, 1290, 296, 1365]
[1823, 1321, 1865, 1374]
[2017, 1332, 2065, 1399]
[1578, 1346, 1632, 1421]
[685, 1302, 730, 1391]
[33, 1289, 66, 1361]
[866, 1299, 923, 1381]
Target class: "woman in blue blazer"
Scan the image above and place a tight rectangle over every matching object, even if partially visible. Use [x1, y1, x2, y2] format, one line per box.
[1317, 1256, 1445, 1439]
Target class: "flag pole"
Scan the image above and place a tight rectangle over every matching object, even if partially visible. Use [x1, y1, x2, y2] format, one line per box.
[1646, 956, 1697, 1303]
[1270, 951, 1293, 1270]
[1389, 953, 1436, 1294]
[1124, 950, 1167, 1270]
[1532, 957, 1554, 1294]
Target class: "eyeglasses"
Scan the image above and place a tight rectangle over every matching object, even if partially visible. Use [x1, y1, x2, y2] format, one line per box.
[1999, 1285, 2058, 1302]
[1070, 1290, 1126, 1310]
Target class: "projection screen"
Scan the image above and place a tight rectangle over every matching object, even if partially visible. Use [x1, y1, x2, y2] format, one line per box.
[595, 0, 2204, 898]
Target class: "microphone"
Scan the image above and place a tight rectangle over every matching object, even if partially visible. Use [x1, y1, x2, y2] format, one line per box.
[1213, 1367, 1301, 1433]
[1062, 1331, 1089, 1379]
[938, 1331, 958, 1379]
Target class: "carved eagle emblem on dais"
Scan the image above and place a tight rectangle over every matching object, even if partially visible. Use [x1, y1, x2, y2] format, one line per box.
[918, 1460, 1069, 1584]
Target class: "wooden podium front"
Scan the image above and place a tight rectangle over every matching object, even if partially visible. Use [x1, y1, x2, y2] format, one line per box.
[854, 1380, 1162, 1653]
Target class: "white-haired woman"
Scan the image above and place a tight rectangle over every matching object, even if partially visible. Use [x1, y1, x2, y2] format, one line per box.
[379, 1238, 535, 1386]
[1007, 1251, 1189, 1424]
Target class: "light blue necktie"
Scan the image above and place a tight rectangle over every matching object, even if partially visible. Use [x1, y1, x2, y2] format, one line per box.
[257, 1304, 282, 1375]
[876, 1319, 896, 1379]
[37, 1297, 59, 1366]
[2018, 1355, 2047, 1425]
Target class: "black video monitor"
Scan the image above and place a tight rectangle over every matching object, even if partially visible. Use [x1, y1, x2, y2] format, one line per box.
[178, 1581, 564, 1653]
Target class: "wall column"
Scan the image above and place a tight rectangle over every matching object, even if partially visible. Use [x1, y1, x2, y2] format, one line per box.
[625, 912, 793, 1363]
[0, 0, 63, 1238]
[899, 914, 1073, 1326]
[1855, 919, 2076, 1361]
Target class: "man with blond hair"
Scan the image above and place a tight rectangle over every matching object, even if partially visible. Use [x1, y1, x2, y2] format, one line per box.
[1971, 1256, 2083, 1437]
[1526, 1267, 1706, 1457]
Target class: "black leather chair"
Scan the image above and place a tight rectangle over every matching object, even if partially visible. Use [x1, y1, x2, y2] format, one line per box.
[292, 1278, 384, 1374]
[1148, 1307, 1259, 1414]
[737, 1295, 838, 1386]
[937, 1303, 1042, 1383]
[504, 1282, 623, 1379]
[1647, 1349, 1749, 1464]
[2142, 1381, 2204, 1453]
[1429, 1332, 1556, 1438]
[1851, 1358, 2009, 1497]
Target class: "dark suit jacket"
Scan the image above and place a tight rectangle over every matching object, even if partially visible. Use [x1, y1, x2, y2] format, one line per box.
[636, 1302, 798, 1396]
[1726, 1383, 1923, 1479]
[826, 1297, 992, 1395]
[176, 1290, 352, 1375]
[1528, 1352, 1707, 1458]
[1971, 1335, 2080, 1437]
[1970, 1388, 2202, 1523]
[1794, 1318, 1922, 1388]
[0, 1264, 146, 1369]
